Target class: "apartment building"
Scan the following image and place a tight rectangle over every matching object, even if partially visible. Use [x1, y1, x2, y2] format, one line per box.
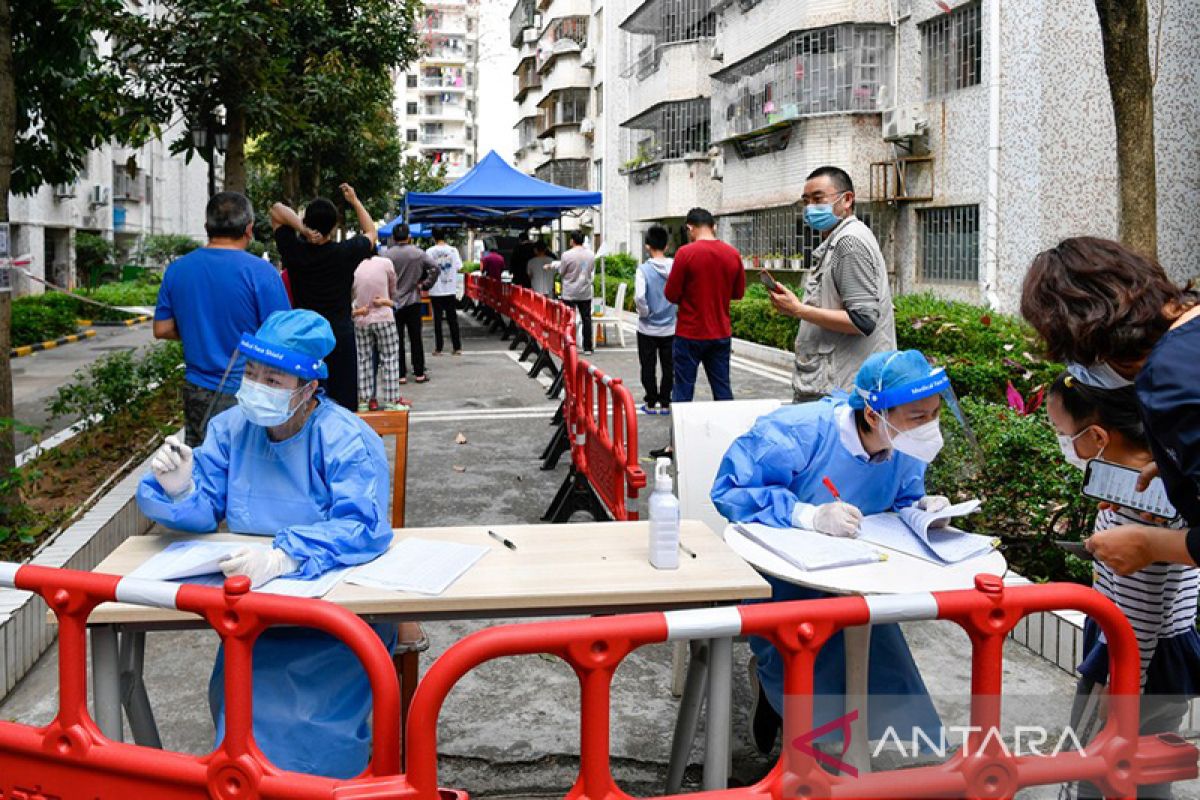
[604, 0, 1198, 312]
[5, 117, 211, 294]
[395, 0, 482, 181]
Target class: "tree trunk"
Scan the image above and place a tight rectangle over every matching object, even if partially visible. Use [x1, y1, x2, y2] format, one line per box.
[0, 0, 18, 499]
[1094, 0, 1157, 259]
[282, 166, 300, 207]
[223, 105, 248, 193]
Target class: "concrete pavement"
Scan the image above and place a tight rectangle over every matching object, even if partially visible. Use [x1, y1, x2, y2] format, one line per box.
[2, 306, 1189, 798]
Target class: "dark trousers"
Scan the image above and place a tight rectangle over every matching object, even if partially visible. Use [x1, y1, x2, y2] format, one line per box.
[394, 302, 426, 377]
[322, 316, 359, 411]
[430, 295, 461, 353]
[637, 332, 674, 408]
[569, 299, 593, 351]
[672, 336, 733, 403]
[182, 380, 237, 447]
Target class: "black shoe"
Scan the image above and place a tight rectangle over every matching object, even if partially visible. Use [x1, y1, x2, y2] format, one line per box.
[649, 445, 674, 460]
[748, 657, 781, 755]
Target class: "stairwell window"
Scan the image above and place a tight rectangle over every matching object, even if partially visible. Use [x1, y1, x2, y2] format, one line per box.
[921, 1, 982, 97]
[920, 206, 979, 283]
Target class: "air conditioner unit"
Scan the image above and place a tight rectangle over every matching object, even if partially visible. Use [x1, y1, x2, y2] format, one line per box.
[523, 27, 538, 44]
[88, 185, 110, 207]
[580, 118, 595, 136]
[531, 14, 542, 29]
[53, 183, 76, 200]
[710, 40, 723, 61]
[882, 103, 927, 142]
[580, 47, 595, 67]
[540, 138, 556, 155]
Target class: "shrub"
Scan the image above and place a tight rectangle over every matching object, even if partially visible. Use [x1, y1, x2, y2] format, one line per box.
[11, 296, 80, 346]
[75, 233, 117, 285]
[79, 280, 160, 309]
[895, 294, 1061, 404]
[600, 252, 638, 279]
[925, 396, 1094, 584]
[730, 298, 799, 352]
[141, 234, 201, 268]
[462, 261, 480, 274]
[48, 341, 184, 429]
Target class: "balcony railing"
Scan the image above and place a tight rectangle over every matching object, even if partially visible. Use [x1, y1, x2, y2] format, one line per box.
[620, 98, 711, 168]
[534, 158, 589, 190]
[712, 23, 892, 141]
[536, 88, 589, 136]
[509, 0, 538, 46]
[419, 72, 467, 89]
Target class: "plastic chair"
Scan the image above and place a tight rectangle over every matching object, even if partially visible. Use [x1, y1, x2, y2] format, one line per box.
[356, 409, 426, 760]
[593, 281, 627, 348]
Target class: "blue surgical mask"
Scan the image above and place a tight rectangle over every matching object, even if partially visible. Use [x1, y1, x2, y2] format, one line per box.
[236, 379, 305, 427]
[803, 199, 843, 232]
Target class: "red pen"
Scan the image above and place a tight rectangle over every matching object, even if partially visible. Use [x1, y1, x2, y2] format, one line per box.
[822, 476, 841, 500]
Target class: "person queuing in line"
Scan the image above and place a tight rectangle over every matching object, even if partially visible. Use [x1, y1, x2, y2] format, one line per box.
[154, 191, 290, 446]
[270, 183, 377, 411]
[481, 239, 506, 281]
[385, 224, 437, 384]
[766, 166, 897, 402]
[634, 225, 677, 416]
[426, 227, 464, 356]
[1020, 237, 1200, 574]
[1044, 372, 1200, 800]
[651, 207, 745, 458]
[351, 252, 406, 411]
[137, 309, 394, 780]
[509, 229, 536, 289]
[711, 350, 951, 756]
[528, 239, 556, 295]
[551, 230, 597, 354]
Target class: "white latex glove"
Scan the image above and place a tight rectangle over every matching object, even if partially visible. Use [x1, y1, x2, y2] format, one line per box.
[811, 501, 863, 538]
[150, 435, 194, 499]
[917, 495, 951, 527]
[220, 547, 300, 588]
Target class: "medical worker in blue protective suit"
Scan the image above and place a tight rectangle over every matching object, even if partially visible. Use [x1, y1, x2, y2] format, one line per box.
[136, 309, 396, 779]
[712, 349, 954, 755]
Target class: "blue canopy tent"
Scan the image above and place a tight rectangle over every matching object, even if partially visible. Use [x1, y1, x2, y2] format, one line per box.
[377, 218, 434, 240]
[403, 150, 601, 226]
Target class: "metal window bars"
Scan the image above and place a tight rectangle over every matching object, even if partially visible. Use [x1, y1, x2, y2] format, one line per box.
[711, 24, 892, 142]
[535, 159, 590, 190]
[516, 116, 540, 152]
[514, 57, 542, 100]
[921, 1, 982, 98]
[720, 203, 884, 265]
[920, 205, 980, 283]
[537, 16, 589, 71]
[619, 0, 716, 80]
[509, 0, 538, 46]
[620, 98, 711, 167]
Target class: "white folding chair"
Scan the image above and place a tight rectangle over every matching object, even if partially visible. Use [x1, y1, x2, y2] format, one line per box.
[593, 281, 627, 348]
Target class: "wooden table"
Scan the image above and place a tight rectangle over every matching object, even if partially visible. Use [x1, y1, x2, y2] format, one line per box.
[79, 520, 770, 790]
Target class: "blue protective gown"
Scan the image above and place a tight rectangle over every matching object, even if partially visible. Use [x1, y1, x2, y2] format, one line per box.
[137, 395, 396, 778]
[711, 397, 941, 742]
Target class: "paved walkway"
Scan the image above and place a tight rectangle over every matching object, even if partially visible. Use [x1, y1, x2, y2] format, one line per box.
[3, 306, 1191, 797]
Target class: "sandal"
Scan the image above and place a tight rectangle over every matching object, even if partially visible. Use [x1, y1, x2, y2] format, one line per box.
[414, 374, 429, 383]
[399, 376, 408, 384]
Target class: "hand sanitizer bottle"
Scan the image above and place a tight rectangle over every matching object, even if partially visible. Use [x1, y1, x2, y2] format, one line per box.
[649, 457, 680, 569]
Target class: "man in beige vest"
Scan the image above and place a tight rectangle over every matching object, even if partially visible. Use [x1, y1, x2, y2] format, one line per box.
[768, 166, 896, 402]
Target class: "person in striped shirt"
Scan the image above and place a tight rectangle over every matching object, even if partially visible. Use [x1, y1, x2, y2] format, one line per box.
[1046, 372, 1200, 799]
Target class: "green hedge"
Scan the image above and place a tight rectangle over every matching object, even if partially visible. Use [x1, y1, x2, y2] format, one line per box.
[11, 296, 80, 346]
[78, 280, 160, 309]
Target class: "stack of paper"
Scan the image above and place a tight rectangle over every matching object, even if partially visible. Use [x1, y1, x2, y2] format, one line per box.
[128, 540, 349, 598]
[731, 523, 885, 571]
[857, 500, 998, 564]
[346, 537, 489, 595]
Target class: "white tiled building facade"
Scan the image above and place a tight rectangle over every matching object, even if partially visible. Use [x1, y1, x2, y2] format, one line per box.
[395, 0, 483, 182]
[5, 118, 211, 294]
[560, 0, 1199, 312]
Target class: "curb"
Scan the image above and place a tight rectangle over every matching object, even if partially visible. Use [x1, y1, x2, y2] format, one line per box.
[11, 329, 97, 358]
[75, 314, 152, 328]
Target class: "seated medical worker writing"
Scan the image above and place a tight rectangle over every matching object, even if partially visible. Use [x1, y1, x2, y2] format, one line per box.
[712, 350, 952, 754]
[136, 309, 395, 779]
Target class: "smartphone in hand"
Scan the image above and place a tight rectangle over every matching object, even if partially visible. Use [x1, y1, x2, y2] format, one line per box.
[758, 269, 780, 292]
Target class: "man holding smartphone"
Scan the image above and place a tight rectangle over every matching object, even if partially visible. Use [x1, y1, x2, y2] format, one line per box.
[767, 166, 896, 402]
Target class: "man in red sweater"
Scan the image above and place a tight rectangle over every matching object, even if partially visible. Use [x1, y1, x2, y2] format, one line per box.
[664, 207, 745, 404]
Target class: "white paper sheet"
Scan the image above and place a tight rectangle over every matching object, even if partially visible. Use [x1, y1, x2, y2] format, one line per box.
[128, 540, 349, 598]
[731, 523, 885, 571]
[345, 537, 489, 595]
[857, 500, 996, 564]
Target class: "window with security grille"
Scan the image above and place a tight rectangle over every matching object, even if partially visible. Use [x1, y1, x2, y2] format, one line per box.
[407, 102, 418, 115]
[406, 74, 418, 88]
[621, 98, 710, 165]
[712, 24, 893, 141]
[920, 206, 979, 283]
[516, 117, 539, 151]
[723, 203, 885, 266]
[535, 159, 589, 190]
[921, 2, 981, 97]
[537, 89, 589, 134]
[620, 0, 717, 81]
[406, 128, 418, 143]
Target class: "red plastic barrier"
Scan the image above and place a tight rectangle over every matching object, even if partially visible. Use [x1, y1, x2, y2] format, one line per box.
[405, 578, 1198, 800]
[464, 272, 479, 303]
[571, 360, 647, 520]
[0, 562, 465, 800]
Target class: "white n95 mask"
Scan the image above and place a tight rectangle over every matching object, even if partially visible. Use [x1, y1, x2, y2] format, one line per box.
[886, 418, 944, 463]
[1057, 427, 1104, 471]
[237, 380, 303, 427]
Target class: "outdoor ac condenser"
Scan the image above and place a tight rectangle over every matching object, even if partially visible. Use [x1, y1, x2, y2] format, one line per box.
[882, 104, 927, 142]
[540, 139, 556, 155]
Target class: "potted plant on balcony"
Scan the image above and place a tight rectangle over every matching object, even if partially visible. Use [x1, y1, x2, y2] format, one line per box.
[788, 253, 804, 271]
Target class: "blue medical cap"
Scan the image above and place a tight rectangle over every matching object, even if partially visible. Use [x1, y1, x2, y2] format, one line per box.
[848, 349, 946, 411]
[238, 309, 335, 380]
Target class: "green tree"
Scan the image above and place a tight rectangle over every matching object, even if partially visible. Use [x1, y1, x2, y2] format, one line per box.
[398, 154, 450, 195]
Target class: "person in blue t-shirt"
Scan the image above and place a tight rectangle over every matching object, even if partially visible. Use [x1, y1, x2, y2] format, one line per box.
[154, 192, 291, 446]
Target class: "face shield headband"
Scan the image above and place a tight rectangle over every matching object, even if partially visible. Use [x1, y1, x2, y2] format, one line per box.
[857, 361, 983, 458]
